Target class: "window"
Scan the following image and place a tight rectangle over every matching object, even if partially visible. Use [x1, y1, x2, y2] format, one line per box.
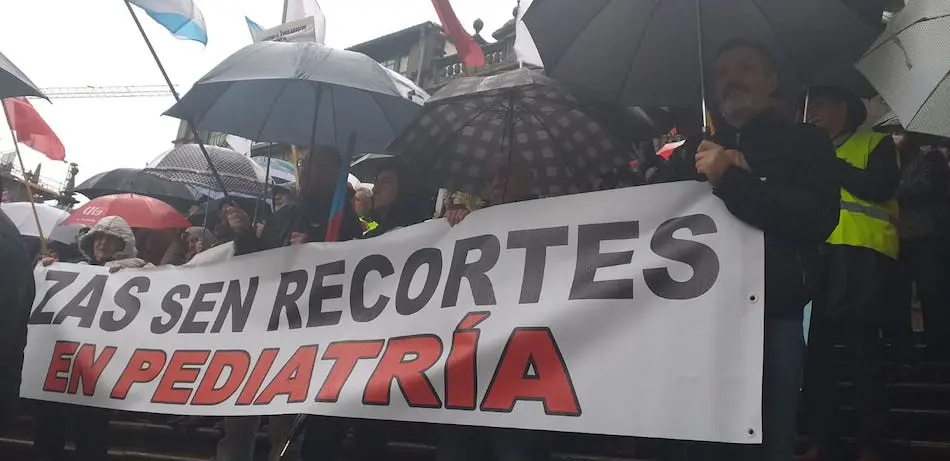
[382, 55, 410, 74]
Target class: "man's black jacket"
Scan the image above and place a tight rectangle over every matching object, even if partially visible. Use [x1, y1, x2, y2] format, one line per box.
[658, 113, 840, 319]
[235, 189, 363, 254]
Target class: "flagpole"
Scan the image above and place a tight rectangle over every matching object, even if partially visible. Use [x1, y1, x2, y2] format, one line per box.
[122, 0, 232, 199]
[3, 101, 47, 255]
[282, 0, 290, 23]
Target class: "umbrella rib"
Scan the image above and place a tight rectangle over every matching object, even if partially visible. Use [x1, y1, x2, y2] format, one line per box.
[618, 0, 665, 101]
[254, 78, 296, 143]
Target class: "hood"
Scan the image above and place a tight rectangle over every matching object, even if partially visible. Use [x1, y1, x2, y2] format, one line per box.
[79, 216, 137, 262]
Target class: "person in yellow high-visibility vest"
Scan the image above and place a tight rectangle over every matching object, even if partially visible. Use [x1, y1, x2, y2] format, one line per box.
[799, 86, 900, 461]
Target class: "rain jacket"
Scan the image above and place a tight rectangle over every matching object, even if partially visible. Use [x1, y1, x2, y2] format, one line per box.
[0, 212, 35, 431]
[657, 112, 840, 319]
[79, 216, 152, 269]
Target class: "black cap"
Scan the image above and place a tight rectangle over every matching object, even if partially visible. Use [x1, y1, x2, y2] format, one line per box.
[810, 86, 867, 131]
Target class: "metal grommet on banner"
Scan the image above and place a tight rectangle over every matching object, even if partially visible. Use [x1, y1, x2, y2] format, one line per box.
[747, 293, 759, 304]
[747, 428, 756, 438]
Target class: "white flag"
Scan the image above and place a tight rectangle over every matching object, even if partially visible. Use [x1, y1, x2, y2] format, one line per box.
[514, 0, 543, 67]
[284, 0, 326, 44]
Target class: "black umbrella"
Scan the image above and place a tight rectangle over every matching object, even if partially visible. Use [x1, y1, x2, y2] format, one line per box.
[389, 68, 637, 197]
[74, 168, 197, 210]
[164, 41, 422, 153]
[523, 0, 878, 109]
[0, 50, 46, 100]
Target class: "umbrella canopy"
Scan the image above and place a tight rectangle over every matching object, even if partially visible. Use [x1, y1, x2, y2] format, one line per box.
[389, 68, 635, 197]
[522, 0, 878, 107]
[0, 202, 68, 237]
[75, 168, 197, 208]
[164, 41, 423, 153]
[0, 50, 46, 100]
[62, 194, 191, 229]
[856, 1, 950, 138]
[146, 144, 268, 197]
[251, 156, 297, 184]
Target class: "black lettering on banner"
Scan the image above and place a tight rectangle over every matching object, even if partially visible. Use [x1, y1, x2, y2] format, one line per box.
[151, 284, 190, 334]
[569, 222, 638, 300]
[441, 235, 500, 308]
[180, 282, 225, 334]
[307, 260, 345, 328]
[269, 270, 307, 331]
[30, 270, 79, 325]
[350, 255, 394, 323]
[507, 227, 569, 304]
[53, 274, 108, 328]
[395, 248, 442, 316]
[211, 278, 260, 333]
[102, 276, 150, 332]
[644, 214, 720, 300]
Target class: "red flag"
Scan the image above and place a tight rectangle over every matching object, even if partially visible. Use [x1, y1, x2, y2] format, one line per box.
[430, 0, 485, 69]
[3, 97, 65, 162]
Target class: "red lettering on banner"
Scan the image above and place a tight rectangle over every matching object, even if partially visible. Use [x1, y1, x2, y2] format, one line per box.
[364, 335, 442, 408]
[192, 350, 252, 406]
[152, 350, 211, 405]
[254, 345, 318, 405]
[445, 312, 491, 410]
[67, 344, 117, 396]
[315, 340, 384, 403]
[43, 341, 79, 393]
[480, 327, 581, 416]
[236, 348, 280, 405]
[111, 349, 167, 400]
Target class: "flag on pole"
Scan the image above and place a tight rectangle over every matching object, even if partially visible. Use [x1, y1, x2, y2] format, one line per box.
[127, 0, 208, 45]
[514, 0, 542, 67]
[430, 0, 484, 69]
[284, 0, 326, 44]
[3, 98, 65, 162]
[245, 16, 264, 36]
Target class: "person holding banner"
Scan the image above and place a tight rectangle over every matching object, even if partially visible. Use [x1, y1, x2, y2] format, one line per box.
[223, 146, 367, 461]
[33, 215, 154, 461]
[441, 155, 552, 461]
[658, 39, 840, 460]
[362, 158, 433, 238]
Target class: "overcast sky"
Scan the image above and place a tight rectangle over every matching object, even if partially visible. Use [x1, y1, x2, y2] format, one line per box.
[0, 0, 517, 187]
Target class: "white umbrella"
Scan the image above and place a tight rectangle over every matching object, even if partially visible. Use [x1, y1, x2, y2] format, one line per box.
[1, 202, 69, 238]
[856, 1, 950, 138]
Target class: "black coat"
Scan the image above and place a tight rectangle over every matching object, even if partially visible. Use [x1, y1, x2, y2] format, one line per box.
[657, 113, 840, 319]
[0, 213, 35, 431]
[236, 190, 363, 254]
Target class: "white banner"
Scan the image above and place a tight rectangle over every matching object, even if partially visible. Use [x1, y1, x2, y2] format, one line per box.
[252, 17, 316, 44]
[22, 183, 765, 444]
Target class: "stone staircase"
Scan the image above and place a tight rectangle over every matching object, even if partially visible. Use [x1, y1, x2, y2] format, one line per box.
[2, 346, 947, 461]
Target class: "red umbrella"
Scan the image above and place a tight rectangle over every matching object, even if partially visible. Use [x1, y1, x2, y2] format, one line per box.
[62, 194, 191, 229]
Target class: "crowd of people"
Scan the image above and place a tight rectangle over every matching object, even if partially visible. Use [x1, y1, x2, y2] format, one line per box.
[1, 37, 949, 461]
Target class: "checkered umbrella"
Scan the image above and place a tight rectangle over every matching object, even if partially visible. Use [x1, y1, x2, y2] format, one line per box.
[144, 144, 267, 197]
[389, 68, 635, 197]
